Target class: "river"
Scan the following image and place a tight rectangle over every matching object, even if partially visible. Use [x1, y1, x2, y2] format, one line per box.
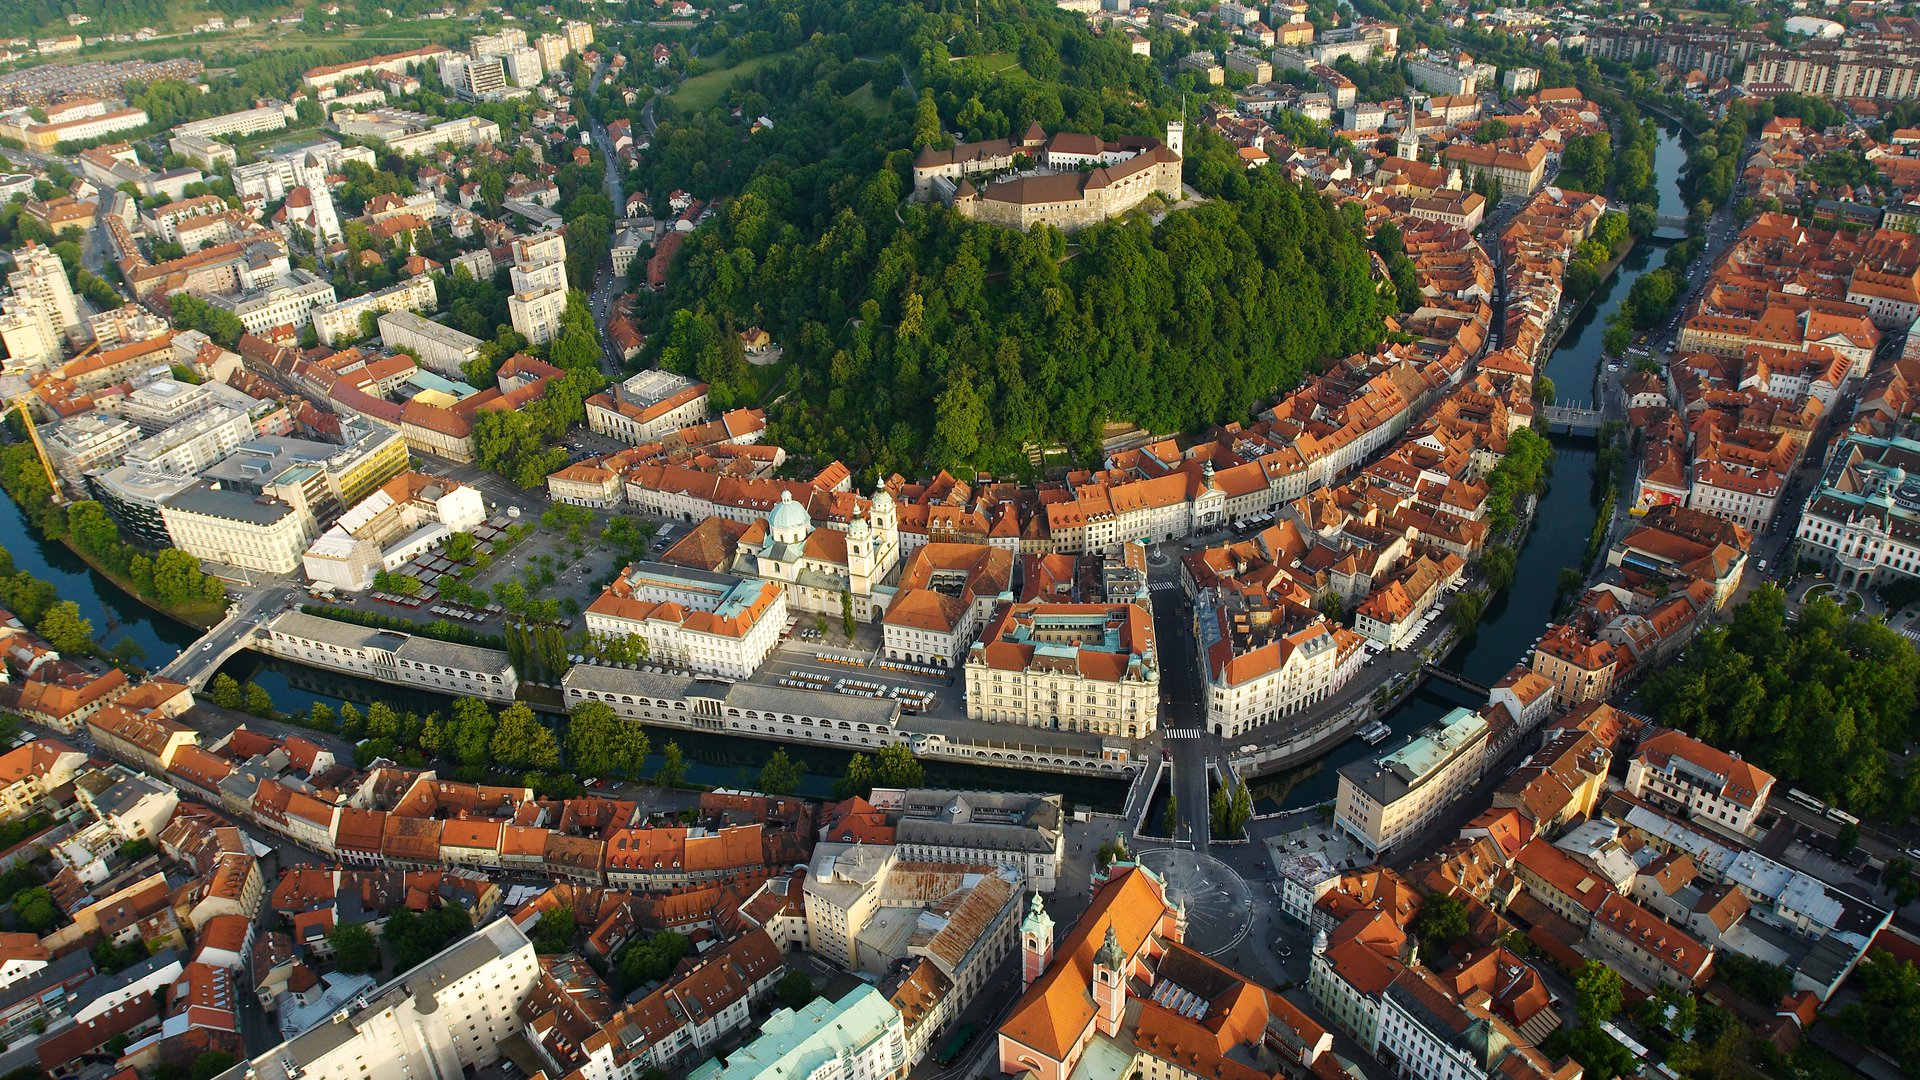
[1246, 125, 1688, 812]
[0, 490, 198, 669]
[1652, 119, 1689, 236]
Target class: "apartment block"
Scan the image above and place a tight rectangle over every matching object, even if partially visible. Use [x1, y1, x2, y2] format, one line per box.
[1336, 706, 1490, 858]
[228, 918, 538, 1080]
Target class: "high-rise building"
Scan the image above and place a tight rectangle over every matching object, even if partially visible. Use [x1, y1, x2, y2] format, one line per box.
[0, 242, 81, 370]
[508, 260, 566, 295]
[463, 56, 508, 101]
[503, 47, 543, 88]
[508, 230, 569, 345]
[534, 33, 568, 74]
[225, 918, 540, 1080]
[469, 27, 528, 59]
[563, 19, 593, 54]
[508, 287, 567, 346]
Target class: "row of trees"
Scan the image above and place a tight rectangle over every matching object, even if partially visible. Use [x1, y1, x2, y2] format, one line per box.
[1562, 211, 1631, 304]
[1482, 427, 1554, 534]
[208, 674, 278, 718]
[1680, 102, 1750, 225]
[832, 743, 925, 798]
[270, 690, 702, 794]
[564, 702, 659, 780]
[287, 693, 570, 785]
[0, 541, 94, 657]
[505, 620, 574, 685]
[64, 499, 227, 610]
[1209, 779, 1254, 839]
[1559, 132, 1613, 194]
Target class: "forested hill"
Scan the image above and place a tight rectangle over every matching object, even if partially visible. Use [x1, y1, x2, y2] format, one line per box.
[621, 0, 1390, 478]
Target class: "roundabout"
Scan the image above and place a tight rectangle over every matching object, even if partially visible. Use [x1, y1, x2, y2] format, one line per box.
[1136, 846, 1254, 958]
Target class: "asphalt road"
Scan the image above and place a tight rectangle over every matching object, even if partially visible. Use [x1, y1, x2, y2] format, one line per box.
[157, 583, 298, 687]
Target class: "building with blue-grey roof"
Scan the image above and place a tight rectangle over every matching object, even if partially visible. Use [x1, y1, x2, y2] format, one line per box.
[1335, 705, 1491, 858]
[160, 481, 316, 574]
[688, 984, 907, 1080]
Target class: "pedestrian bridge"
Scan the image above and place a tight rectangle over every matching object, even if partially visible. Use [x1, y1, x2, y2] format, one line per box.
[1655, 214, 1688, 231]
[1539, 405, 1605, 433]
[1420, 662, 1490, 698]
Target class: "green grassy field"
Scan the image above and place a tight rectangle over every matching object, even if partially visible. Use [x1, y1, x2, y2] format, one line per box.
[741, 356, 789, 406]
[671, 50, 795, 113]
[843, 80, 889, 117]
[951, 51, 1022, 75]
[15, 17, 462, 68]
[232, 124, 324, 154]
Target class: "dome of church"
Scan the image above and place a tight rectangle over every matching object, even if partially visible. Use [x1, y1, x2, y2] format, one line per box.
[768, 490, 810, 535]
[848, 512, 871, 540]
[870, 488, 895, 516]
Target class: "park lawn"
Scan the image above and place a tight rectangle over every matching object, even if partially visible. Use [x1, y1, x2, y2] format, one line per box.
[843, 80, 889, 117]
[28, 18, 460, 67]
[953, 51, 1022, 75]
[740, 357, 789, 406]
[232, 125, 324, 154]
[672, 50, 795, 113]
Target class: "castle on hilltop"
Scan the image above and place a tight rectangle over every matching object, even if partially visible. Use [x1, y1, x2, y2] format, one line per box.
[911, 121, 1185, 232]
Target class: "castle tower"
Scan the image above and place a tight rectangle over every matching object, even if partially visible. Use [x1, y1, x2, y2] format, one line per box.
[1091, 925, 1127, 1036]
[1165, 118, 1185, 158]
[1021, 892, 1055, 989]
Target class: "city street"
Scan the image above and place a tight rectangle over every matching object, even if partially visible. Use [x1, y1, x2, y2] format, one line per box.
[588, 95, 631, 379]
[156, 583, 298, 687]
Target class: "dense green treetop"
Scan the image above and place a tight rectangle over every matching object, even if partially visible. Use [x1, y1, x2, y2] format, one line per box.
[1641, 586, 1920, 819]
[598, 0, 1389, 478]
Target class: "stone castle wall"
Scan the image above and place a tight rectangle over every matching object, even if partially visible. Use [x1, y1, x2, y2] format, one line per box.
[957, 159, 1182, 232]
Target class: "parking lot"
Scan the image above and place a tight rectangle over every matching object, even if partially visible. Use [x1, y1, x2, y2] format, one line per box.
[307, 502, 645, 636]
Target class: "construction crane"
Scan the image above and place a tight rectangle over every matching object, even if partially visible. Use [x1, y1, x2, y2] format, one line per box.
[3, 397, 64, 506]
[0, 337, 96, 507]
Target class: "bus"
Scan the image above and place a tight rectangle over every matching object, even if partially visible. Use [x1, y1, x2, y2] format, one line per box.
[1826, 807, 1861, 827]
[935, 1022, 980, 1067]
[1785, 788, 1826, 814]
